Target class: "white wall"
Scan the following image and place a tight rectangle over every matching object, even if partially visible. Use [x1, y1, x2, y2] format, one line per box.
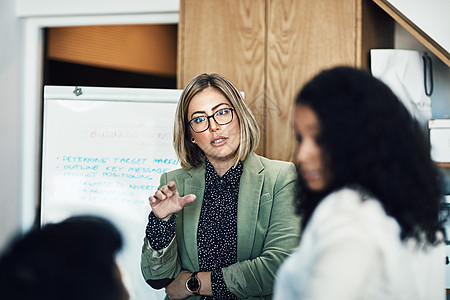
[17, 0, 178, 17]
[388, 0, 450, 53]
[0, 0, 21, 252]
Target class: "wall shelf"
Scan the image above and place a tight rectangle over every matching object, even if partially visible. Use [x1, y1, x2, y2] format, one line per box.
[435, 162, 450, 168]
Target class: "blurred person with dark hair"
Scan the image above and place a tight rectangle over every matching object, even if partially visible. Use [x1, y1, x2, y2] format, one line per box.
[274, 66, 445, 300]
[0, 216, 129, 300]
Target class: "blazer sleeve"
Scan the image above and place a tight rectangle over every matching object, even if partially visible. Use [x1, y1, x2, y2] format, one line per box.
[223, 162, 301, 298]
[140, 172, 182, 286]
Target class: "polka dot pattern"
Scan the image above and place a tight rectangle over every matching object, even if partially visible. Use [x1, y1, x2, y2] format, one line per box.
[145, 211, 176, 250]
[198, 159, 242, 299]
[145, 159, 243, 299]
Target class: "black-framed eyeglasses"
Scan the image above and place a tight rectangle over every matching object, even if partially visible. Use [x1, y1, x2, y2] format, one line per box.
[188, 107, 234, 133]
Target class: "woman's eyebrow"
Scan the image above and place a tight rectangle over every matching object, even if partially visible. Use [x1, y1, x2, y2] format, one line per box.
[211, 103, 230, 111]
[190, 103, 230, 117]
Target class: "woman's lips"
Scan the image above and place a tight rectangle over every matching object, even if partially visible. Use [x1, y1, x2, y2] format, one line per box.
[211, 137, 227, 146]
[302, 170, 321, 181]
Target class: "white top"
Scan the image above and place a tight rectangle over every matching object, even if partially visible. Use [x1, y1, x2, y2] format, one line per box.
[274, 187, 445, 300]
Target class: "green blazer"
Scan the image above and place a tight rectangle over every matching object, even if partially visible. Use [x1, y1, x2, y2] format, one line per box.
[141, 153, 301, 299]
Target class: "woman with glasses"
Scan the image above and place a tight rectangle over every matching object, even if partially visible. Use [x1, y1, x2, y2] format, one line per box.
[141, 73, 301, 300]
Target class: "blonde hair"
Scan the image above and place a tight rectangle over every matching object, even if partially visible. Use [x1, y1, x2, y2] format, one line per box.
[173, 73, 260, 168]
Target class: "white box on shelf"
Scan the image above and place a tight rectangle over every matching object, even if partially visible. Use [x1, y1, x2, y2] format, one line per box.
[429, 119, 450, 163]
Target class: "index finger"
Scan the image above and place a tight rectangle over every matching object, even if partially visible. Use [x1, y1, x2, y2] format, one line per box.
[167, 181, 177, 192]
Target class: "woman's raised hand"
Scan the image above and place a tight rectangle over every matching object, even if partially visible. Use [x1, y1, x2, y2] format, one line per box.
[149, 181, 196, 219]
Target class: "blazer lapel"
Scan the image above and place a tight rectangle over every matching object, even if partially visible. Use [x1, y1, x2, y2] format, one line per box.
[237, 153, 264, 261]
[182, 166, 205, 270]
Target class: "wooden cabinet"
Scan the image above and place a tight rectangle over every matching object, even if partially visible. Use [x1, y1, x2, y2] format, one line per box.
[178, 0, 393, 161]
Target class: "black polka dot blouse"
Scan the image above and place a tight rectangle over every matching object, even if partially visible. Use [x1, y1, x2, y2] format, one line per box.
[146, 159, 243, 299]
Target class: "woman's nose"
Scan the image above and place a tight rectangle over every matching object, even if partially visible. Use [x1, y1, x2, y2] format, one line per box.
[296, 140, 313, 164]
[209, 118, 220, 132]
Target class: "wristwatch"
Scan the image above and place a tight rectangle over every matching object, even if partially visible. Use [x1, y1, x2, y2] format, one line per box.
[185, 272, 201, 295]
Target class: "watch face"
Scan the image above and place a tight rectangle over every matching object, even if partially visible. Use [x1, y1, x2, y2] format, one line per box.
[187, 276, 200, 292]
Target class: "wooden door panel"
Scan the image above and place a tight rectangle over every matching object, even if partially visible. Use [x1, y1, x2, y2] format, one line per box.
[266, 0, 356, 161]
[178, 0, 266, 155]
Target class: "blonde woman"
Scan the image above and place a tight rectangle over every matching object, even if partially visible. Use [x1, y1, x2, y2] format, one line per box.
[141, 73, 300, 300]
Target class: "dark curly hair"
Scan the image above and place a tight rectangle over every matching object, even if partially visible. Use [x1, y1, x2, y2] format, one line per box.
[295, 66, 443, 245]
